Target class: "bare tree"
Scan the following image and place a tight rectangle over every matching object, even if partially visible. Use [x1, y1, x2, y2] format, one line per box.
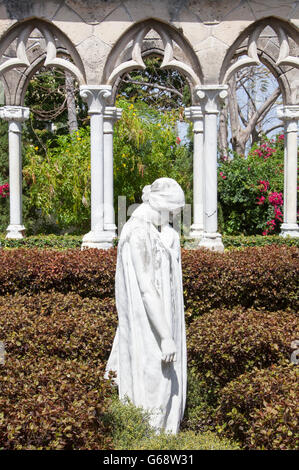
[219, 66, 282, 156]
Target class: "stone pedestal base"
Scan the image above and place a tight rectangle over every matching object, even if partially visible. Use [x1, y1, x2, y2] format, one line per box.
[189, 224, 204, 239]
[81, 230, 116, 250]
[280, 223, 299, 238]
[198, 232, 224, 252]
[6, 224, 26, 239]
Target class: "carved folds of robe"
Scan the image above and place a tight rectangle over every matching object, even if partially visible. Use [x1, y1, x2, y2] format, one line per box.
[106, 209, 187, 434]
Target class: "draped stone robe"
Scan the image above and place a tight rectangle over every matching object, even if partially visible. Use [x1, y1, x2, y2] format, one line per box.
[106, 208, 187, 433]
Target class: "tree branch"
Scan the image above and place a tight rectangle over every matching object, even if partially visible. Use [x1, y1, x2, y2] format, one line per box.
[121, 77, 184, 99]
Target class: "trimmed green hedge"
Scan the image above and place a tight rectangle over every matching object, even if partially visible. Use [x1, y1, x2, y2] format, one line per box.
[0, 233, 298, 250]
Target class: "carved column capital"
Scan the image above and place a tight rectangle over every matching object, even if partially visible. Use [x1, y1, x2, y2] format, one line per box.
[194, 85, 228, 114]
[277, 105, 299, 121]
[0, 106, 29, 122]
[80, 85, 112, 114]
[103, 107, 123, 133]
[277, 105, 299, 133]
[185, 106, 203, 133]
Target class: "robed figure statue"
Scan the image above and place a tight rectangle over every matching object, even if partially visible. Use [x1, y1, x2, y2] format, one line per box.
[105, 178, 187, 434]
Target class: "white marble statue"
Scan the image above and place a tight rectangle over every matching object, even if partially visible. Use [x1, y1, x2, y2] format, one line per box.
[105, 177, 187, 434]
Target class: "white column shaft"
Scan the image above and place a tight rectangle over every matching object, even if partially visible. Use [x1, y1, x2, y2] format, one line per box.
[284, 120, 298, 225]
[0, 106, 29, 239]
[203, 112, 218, 234]
[277, 105, 299, 238]
[193, 126, 204, 229]
[90, 112, 104, 232]
[8, 120, 23, 226]
[104, 123, 115, 230]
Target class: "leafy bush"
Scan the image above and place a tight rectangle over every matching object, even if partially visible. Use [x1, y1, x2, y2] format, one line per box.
[1, 233, 298, 250]
[0, 291, 117, 449]
[217, 363, 299, 450]
[0, 248, 117, 298]
[218, 135, 292, 235]
[0, 355, 114, 449]
[106, 396, 239, 450]
[22, 99, 192, 232]
[182, 245, 298, 317]
[0, 292, 117, 362]
[0, 246, 297, 316]
[187, 307, 298, 393]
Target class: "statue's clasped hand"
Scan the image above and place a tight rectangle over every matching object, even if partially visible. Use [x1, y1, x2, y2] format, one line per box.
[161, 337, 177, 363]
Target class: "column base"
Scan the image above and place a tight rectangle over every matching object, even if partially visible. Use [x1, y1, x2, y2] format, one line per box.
[6, 224, 26, 239]
[189, 224, 204, 239]
[81, 230, 116, 250]
[198, 232, 224, 253]
[279, 223, 299, 238]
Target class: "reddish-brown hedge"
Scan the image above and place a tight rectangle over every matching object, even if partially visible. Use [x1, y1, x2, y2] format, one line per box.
[217, 363, 299, 450]
[0, 292, 118, 450]
[187, 307, 298, 391]
[0, 292, 117, 362]
[0, 355, 115, 450]
[182, 245, 298, 317]
[0, 245, 297, 314]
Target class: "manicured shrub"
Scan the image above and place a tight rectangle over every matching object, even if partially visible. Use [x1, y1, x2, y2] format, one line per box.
[1, 233, 298, 250]
[0, 355, 114, 449]
[0, 246, 297, 316]
[0, 292, 117, 362]
[0, 249, 117, 298]
[187, 307, 298, 394]
[182, 245, 298, 317]
[217, 363, 299, 450]
[0, 291, 117, 450]
[105, 396, 240, 450]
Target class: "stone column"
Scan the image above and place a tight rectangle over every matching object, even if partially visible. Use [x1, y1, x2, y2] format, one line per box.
[184, 106, 204, 238]
[103, 106, 122, 238]
[80, 85, 112, 249]
[195, 85, 228, 252]
[0, 106, 29, 239]
[277, 105, 299, 237]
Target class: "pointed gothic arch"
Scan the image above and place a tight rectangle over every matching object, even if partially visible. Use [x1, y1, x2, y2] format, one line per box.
[0, 17, 86, 105]
[220, 17, 299, 104]
[102, 18, 202, 95]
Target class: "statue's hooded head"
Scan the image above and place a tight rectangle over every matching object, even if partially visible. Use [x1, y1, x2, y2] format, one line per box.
[142, 178, 185, 213]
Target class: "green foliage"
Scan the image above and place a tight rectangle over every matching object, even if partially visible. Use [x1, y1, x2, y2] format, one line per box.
[218, 135, 286, 235]
[23, 66, 87, 151]
[23, 127, 91, 231]
[113, 98, 192, 207]
[106, 396, 239, 450]
[217, 363, 299, 450]
[22, 99, 192, 232]
[118, 55, 191, 110]
[104, 396, 155, 450]
[1, 233, 298, 250]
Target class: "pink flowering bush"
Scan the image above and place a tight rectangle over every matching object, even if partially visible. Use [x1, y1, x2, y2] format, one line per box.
[218, 134, 292, 235]
[0, 183, 9, 198]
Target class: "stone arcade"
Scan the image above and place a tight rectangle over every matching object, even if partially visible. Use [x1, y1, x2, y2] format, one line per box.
[0, 0, 298, 250]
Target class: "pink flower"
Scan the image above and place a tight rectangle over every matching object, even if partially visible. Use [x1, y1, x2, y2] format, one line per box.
[268, 192, 283, 207]
[176, 137, 181, 144]
[0, 183, 9, 198]
[257, 196, 265, 205]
